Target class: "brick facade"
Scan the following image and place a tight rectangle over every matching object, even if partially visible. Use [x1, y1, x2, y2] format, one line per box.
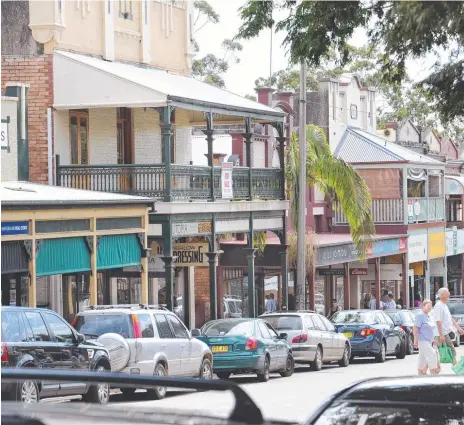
[194, 266, 210, 328]
[1, 54, 53, 183]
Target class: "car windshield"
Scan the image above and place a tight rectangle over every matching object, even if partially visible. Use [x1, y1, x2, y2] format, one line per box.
[225, 300, 242, 314]
[203, 320, 254, 337]
[400, 311, 416, 325]
[73, 314, 133, 338]
[331, 311, 377, 325]
[448, 303, 464, 315]
[262, 315, 303, 330]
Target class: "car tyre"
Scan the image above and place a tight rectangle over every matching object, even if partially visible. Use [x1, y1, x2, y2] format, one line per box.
[375, 341, 386, 363]
[199, 358, 213, 380]
[216, 372, 231, 379]
[146, 363, 167, 400]
[82, 365, 110, 405]
[310, 346, 323, 371]
[17, 379, 40, 403]
[280, 355, 295, 377]
[257, 356, 270, 382]
[406, 335, 414, 355]
[454, 335, 460, 348]
[396, 338, 407, 359]
[338, 344, 350, 368]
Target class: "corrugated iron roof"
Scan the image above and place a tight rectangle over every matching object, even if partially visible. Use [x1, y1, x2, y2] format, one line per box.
[334, 127, 443, 164]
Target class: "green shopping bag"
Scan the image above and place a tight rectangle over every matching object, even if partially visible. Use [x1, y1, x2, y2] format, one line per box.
[438, 343, 454, 364]
[452, 357, 464, 375]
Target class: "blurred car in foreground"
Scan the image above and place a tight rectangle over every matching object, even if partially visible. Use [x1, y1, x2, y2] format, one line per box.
[192, 318, 294, 382]
[305, 376, 464, 425]
[384, 309, 416, 354]
[260, 312, 350, 371]
[331, 310, 406, 362]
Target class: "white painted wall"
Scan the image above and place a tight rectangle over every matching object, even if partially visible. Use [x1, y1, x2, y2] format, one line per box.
[89, 108, 117, 164]
[134, 108, 161, 163]
[175, 127, 192, 165]
[54, 109, 70, 165]
[1, 96, 19, 181]
[398, 120, 420, 143]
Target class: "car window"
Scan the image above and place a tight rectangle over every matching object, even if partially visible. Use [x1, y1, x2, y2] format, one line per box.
[203, 320, 254, 337]
[305, 315, 317, 330]
[1, 311, 27, 342]
[448, 303, 464, 315]
[375, 313, 385, 324]
[382, 313, 395, 326]
[258, 321, 271, 338]
[265, 322, 279, 338]
[312, 314, 327, 331]
[43, 312, 75, 343]
[24, 311, 51, 342]
[386, 312, 400, 324]
[166, 315, 189, 339]
[320, 316, 336, 332]
[73, 314, 133, 338]
[137, 314, 154, 338]
[331, 311, 377, 325]
[153, 314, 174, 339]
[263, 315, 303, 331]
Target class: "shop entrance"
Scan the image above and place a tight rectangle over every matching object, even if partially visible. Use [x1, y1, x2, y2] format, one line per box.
[1, 274, 28, 306]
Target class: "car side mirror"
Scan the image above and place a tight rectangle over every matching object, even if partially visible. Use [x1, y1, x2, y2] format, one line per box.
[279, 333, 288, 340]
[191, 328, 201, 337]
[76, 333, 85, 344]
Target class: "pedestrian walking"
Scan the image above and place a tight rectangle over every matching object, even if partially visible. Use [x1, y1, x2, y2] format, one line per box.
[434, 287, 464, 366]
[385, 293, 396, 310]
[265, 293, 277, 313]
[327, 298, 341, 318]
[370, 291, 383, 310]
[397, 291, 404, 308]
[413, 299, 439, 375]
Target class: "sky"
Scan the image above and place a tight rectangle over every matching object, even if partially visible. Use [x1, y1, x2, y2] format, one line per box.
[194, 1, 441, 101]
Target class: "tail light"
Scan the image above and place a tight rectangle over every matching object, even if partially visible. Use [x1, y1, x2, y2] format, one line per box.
[71, 316, 78, 328]
[131, 314, 142, 338]
[400, 325, 407, 332]
[245, 338, 258, 351]
[1, 344, 8, 362]
[292, 334, 308, 343]
[359, 328, 376, 337]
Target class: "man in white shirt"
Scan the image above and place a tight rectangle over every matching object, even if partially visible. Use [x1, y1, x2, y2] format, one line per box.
[369, 291, 383, 310]
[434, 287, 464, 366]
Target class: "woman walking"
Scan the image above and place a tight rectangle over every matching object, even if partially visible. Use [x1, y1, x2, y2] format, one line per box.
[413, 299, 440, 375]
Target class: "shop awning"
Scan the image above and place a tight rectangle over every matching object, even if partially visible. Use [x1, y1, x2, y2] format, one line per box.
[97, 234, 141, 270]
[53, 51, 285, 122]
[1, 241, 29, 275]
[446, 175, 464, 195]
[36, 237, 91, 277]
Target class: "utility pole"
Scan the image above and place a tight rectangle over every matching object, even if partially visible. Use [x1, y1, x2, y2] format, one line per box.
[297, 62, 307, 310]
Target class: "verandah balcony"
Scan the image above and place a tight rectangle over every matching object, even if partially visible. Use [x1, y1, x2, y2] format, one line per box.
[56, 159, 284, 201]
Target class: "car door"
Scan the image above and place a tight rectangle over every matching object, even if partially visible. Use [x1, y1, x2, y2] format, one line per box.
[312, 314, 334, 359]
[134, 313, 160, 376]
[304, 315, 320, 361]
[265, 322, 287, 369]
[165, 314, 195, 376]
[22, 311, 60, 396]
[256, 320, 277, 369]
[320, 316, 344, 360]
[153, 313, 181, 376]
[42, 311, 89, 395]
[382, 312, 401, 353]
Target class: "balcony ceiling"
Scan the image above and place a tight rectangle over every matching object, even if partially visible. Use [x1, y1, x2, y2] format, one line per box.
[53, 51, 285, 123]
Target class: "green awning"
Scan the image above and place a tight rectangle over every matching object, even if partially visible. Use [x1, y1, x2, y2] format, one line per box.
[97, 234, 141, 270]
[36, 237, 91, 276]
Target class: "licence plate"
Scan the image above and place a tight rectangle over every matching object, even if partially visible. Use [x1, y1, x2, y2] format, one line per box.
[342, 332, 353, 339]
[212, 345, 229, 353]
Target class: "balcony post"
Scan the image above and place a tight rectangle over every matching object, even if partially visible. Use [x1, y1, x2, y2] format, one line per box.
[243, 117, 253, 200]
[206, 251, 219, 320]
[344, 262, 350, 310]
[244, 247, 257, 318]
[375, 257, 381, 309]
[161, 220, 176, 311]
[402, 168, 408, 224]
[276, 136, 286, 200]
[55, 154, 61, 186]
[203, 112, 215, 201]
[401, 253, 408, 309]
[280, 244, 289, 311]
[160, 106, 173, 202]
[425, 169, 430, 221]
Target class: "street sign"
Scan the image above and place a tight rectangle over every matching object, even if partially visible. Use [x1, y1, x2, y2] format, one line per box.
[1, 221, 29, 236]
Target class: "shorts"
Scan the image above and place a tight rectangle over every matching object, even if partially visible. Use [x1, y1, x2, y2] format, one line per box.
[435, 334, 456, 358]
[417, 341, 438, 370]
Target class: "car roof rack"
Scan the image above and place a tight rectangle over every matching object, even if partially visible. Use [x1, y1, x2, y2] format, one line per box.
[85, 304, 169, 311]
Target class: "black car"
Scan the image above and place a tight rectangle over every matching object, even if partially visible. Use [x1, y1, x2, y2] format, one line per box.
[384, 309, 416, 355]
[306, 376, 464, 424]
[1, 307, 111, 404]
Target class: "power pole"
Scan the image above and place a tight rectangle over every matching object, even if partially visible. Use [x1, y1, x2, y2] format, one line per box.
[297, 62, 307, 310]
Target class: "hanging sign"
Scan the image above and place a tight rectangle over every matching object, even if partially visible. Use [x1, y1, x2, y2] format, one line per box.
[221, 162, 233, 199]
[317, 268, 345, 276]
[351, 268, 368, 276]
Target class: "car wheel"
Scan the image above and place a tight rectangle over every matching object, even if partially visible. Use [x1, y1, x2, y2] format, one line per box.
[120, 388, 137, 399]
[310, 346, 323, 371]
[17, 380, 39, 403]
[375, 341, 386, 363]
[199, 358, 213, 380]
[280, 355, 295, 377]
[83, 365, 110, 405]
[406, 335, 414, 355]
[216, 372, 231, 379]
[257, 356, 270, 382]
[396, 338, 407, 359]
[146, 363, 167, 400]
[454, 335, 460, 348]
[338, 344, 350, 367]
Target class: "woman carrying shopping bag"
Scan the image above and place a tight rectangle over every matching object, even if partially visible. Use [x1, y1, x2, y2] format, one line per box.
[413, 299, 440, 375]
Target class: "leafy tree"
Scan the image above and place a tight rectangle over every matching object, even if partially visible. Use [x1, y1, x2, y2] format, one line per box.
[245, 94, 257, 101]
[237, 1, 464, 122]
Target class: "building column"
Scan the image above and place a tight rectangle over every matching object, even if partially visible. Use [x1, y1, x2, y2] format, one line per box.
[161, 220, 175, 311]
[206, 251, 219, 321]
[307, 267, 315, 311]
[401, 253, 408, 309]
[280, 245, 289, 310]
[344, 263, 350, 310]
[160, 107, 173, 202]
[425, 259, 431, 300]
[375, 257, 381, 309]
[244, 247, 257, 318]
[203, 113, 215, 200]
[217, 265, 224, 318]
[276, 135, 286, 200]
[243, 117, 253, 200]
[256, 268, 266, 316]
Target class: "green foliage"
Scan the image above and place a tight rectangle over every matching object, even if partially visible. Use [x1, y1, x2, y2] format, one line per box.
[245, 94, 257, 101]
[253, 231, 267, 255]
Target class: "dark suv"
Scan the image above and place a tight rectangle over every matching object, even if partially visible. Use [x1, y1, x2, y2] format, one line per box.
[1, 307, 111, 404]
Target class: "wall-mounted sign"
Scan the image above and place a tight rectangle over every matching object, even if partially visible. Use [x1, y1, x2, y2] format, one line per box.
[172, 222, 199, 237]
[408, 233, 428, 263]
[1, 119, 10, 152]
[351, 268, 368, 275]
[350, 104, 358, 119]
[408, 200, 414, 223]
[1, 221, 29, 236]
[316, 243, 359, 267]
[429, 232, 446, 259]
[413, 201, 421, 217]
[221, 162, 233, 199]
[317, 268, 345, 276]
[372, 237, 407, 257]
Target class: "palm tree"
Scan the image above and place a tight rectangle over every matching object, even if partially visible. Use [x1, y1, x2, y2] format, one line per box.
[285, 124, 375, 309]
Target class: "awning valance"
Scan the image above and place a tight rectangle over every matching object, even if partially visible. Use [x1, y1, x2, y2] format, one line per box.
[53, 51, 285, 122]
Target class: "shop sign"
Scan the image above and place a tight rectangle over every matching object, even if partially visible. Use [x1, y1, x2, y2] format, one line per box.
[316, 243, 359, 267]
[351, 268, 368, 275]
[429, 232, 446, 259]
[1, 221, 29, 236]
[172, 222, 199, 237]
[408, 199, 414, 223]
[372, 237, 406, 257]
[410, 262, 424, 276]
[318, 268, 345, 276]
[408, 234, 427, 263]
[221, 162, 233, 199]
[359, 264, 403, 281]
[457, 229, 464, 254]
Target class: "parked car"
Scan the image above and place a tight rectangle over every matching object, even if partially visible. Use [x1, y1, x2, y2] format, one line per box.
[72, 304, 213, 400]
[305, 376, 464, 425]
[409, 307, 460, 347]
[447, 297, 464, 343]
[260, 312, 350, 371]
[192, 318, 294, 382]
[330, 309, 406, 363]
[223, 295, 243, 318]
[384, 309, 416, 354]
[1, 306, 111, 404]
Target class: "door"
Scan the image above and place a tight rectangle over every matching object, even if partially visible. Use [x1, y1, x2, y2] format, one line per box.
[134, 313, 159, 375]
[166, 314, 196, 376]
[265, 322, 287, 369]
[257, 321, 277, 370]
[312, 314, 334, 359]
[117, 107, 134, 192]
[381, 312, 401, 353]
[153, 313, 181, 376]
[69, 111, 90, 190]
[42, 311, 89, 395]
[320, 316, 344, 359]
[22, 311, 60, 396]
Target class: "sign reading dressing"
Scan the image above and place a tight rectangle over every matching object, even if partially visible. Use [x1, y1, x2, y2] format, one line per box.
[1, 221, 29, 236]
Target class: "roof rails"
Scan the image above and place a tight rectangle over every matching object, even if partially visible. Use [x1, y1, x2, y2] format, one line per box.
[223, 294, 242, 300]
[297, 309, 316, 313]
[85, 304, 169, 311]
